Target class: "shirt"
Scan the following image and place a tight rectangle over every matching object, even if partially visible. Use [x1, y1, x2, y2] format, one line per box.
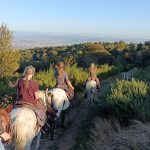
[17, 79, 39, 104]
[55, 70, 69, 85]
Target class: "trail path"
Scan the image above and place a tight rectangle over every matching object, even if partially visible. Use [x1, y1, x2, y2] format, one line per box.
[38, 93, 90, 150]
[37, 74, 122, 150]
[6, 68, 137, 150]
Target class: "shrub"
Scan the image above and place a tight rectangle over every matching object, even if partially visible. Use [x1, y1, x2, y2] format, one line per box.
[97, 64, 123, 79]
[65, 64, 88, 91]
[0, 80, 15, 99]
[105, 80, 150, 122]
[34, 64, 88, 91]
[34, 65, 56, 88]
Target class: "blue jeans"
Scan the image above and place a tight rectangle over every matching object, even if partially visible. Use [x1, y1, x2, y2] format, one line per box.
[0, 139, 5, 150]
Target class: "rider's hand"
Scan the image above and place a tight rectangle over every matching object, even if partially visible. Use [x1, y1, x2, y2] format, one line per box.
[0, 132, 11, 141]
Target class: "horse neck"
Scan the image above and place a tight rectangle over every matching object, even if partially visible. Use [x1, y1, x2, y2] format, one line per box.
[39, 91, 47, 106]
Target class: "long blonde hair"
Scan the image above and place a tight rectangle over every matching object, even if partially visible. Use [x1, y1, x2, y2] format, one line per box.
[56, 62, 65, 78]
[23, 66, 35, 88]
[23, 65, 35, 76]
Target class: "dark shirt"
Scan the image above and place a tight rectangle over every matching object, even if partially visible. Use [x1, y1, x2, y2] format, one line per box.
[17, 79, 39, 105]
[0, 119, 5, 135]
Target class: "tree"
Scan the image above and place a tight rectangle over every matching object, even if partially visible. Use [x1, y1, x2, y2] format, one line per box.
[115, 41, 127, 51]
[0, 24, 20, 78]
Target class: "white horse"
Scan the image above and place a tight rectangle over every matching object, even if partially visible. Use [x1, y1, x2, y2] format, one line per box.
[7, 90, 50, 150]
[85, 80, 97, 105]
[46, 88, 70, 139]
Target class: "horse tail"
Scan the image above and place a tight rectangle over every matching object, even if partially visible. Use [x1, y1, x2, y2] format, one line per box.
[13, 122, 34, 150]
[10, 107, 38, 150]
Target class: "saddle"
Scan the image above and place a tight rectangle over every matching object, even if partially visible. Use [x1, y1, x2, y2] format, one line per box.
[15, 101, 47, 127]
[56, 84, 74, 101]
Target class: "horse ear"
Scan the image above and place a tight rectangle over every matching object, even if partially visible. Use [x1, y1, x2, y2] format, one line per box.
[45, 88, 49, 94]
[47, 92, 53, 97]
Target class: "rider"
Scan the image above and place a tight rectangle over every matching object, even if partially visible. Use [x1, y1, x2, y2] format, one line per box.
[16, 65, 47, 126]
[0, 119, 10, 150]
[87, 63, 100, 89]
[55, 61, 74, 100]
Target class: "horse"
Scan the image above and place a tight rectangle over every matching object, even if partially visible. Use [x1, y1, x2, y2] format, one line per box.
[7, 90, 50, 150]
[46, 88, 70, 140]
[85, 80, 97, 105]
[0, 101, 13, 150]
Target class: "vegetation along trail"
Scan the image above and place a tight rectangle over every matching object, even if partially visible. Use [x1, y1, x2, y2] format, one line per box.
[37, 70, 129, 150]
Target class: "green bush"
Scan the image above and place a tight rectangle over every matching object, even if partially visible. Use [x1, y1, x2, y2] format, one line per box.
[107, 80, 150, 122]
[135, 65, 150, 82]
[108, 80, 148, 102]
[97, 80, 150, 123]
[34, 65, 56, 88]
[0, 80, 15, 99]
[65, 64, 88, 91]
[34, 64, 88, 91]
[97, 64, 123, 79]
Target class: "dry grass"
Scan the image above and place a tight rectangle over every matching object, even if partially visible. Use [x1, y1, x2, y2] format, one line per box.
[87, 118, 120, 150]
[87, 119, 150, 150]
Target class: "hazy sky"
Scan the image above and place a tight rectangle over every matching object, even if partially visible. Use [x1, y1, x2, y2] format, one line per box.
[0, 0, 150, 38]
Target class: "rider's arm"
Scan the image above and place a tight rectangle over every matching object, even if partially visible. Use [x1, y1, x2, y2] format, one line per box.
[67, 81, 74, 90]
[88, 68, 91, 77]
[65, 73, 74, 90]
[35, 91, 39, 99]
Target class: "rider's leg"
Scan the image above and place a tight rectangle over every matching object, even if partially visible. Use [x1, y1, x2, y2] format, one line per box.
[95, 77, 101, 89]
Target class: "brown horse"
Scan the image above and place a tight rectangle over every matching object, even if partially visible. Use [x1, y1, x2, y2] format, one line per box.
[0, 98, 13, 145]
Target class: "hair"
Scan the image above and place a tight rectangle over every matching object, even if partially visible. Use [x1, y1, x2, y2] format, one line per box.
[23, 65, 35, 76]
[23, 66, 35, 88]
[57, 67, 64, 78]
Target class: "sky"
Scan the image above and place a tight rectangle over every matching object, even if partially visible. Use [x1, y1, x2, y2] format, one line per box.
[0, 0, 150, 39]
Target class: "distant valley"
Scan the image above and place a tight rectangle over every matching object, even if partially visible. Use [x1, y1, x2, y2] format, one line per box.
[12, 31, 149, 49]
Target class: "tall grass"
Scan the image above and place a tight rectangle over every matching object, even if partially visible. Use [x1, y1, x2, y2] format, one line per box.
[87, 118, 120, 150]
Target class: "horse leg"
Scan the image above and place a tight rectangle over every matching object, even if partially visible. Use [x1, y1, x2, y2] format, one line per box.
[61, 110, 66, 128]
[0, 139, 5, 150]
[92, 91, 95, 103]
[89, 92, 92, 106]
[50, 116, 55, 140]
[35, 131, 41, 150]
[25, 138, 33, 150]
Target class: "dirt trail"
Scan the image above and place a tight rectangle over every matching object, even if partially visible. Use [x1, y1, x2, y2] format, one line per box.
[38, 93, 90, 150]
[37, 73, 125, 150]
[5, 68, 138, 150]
